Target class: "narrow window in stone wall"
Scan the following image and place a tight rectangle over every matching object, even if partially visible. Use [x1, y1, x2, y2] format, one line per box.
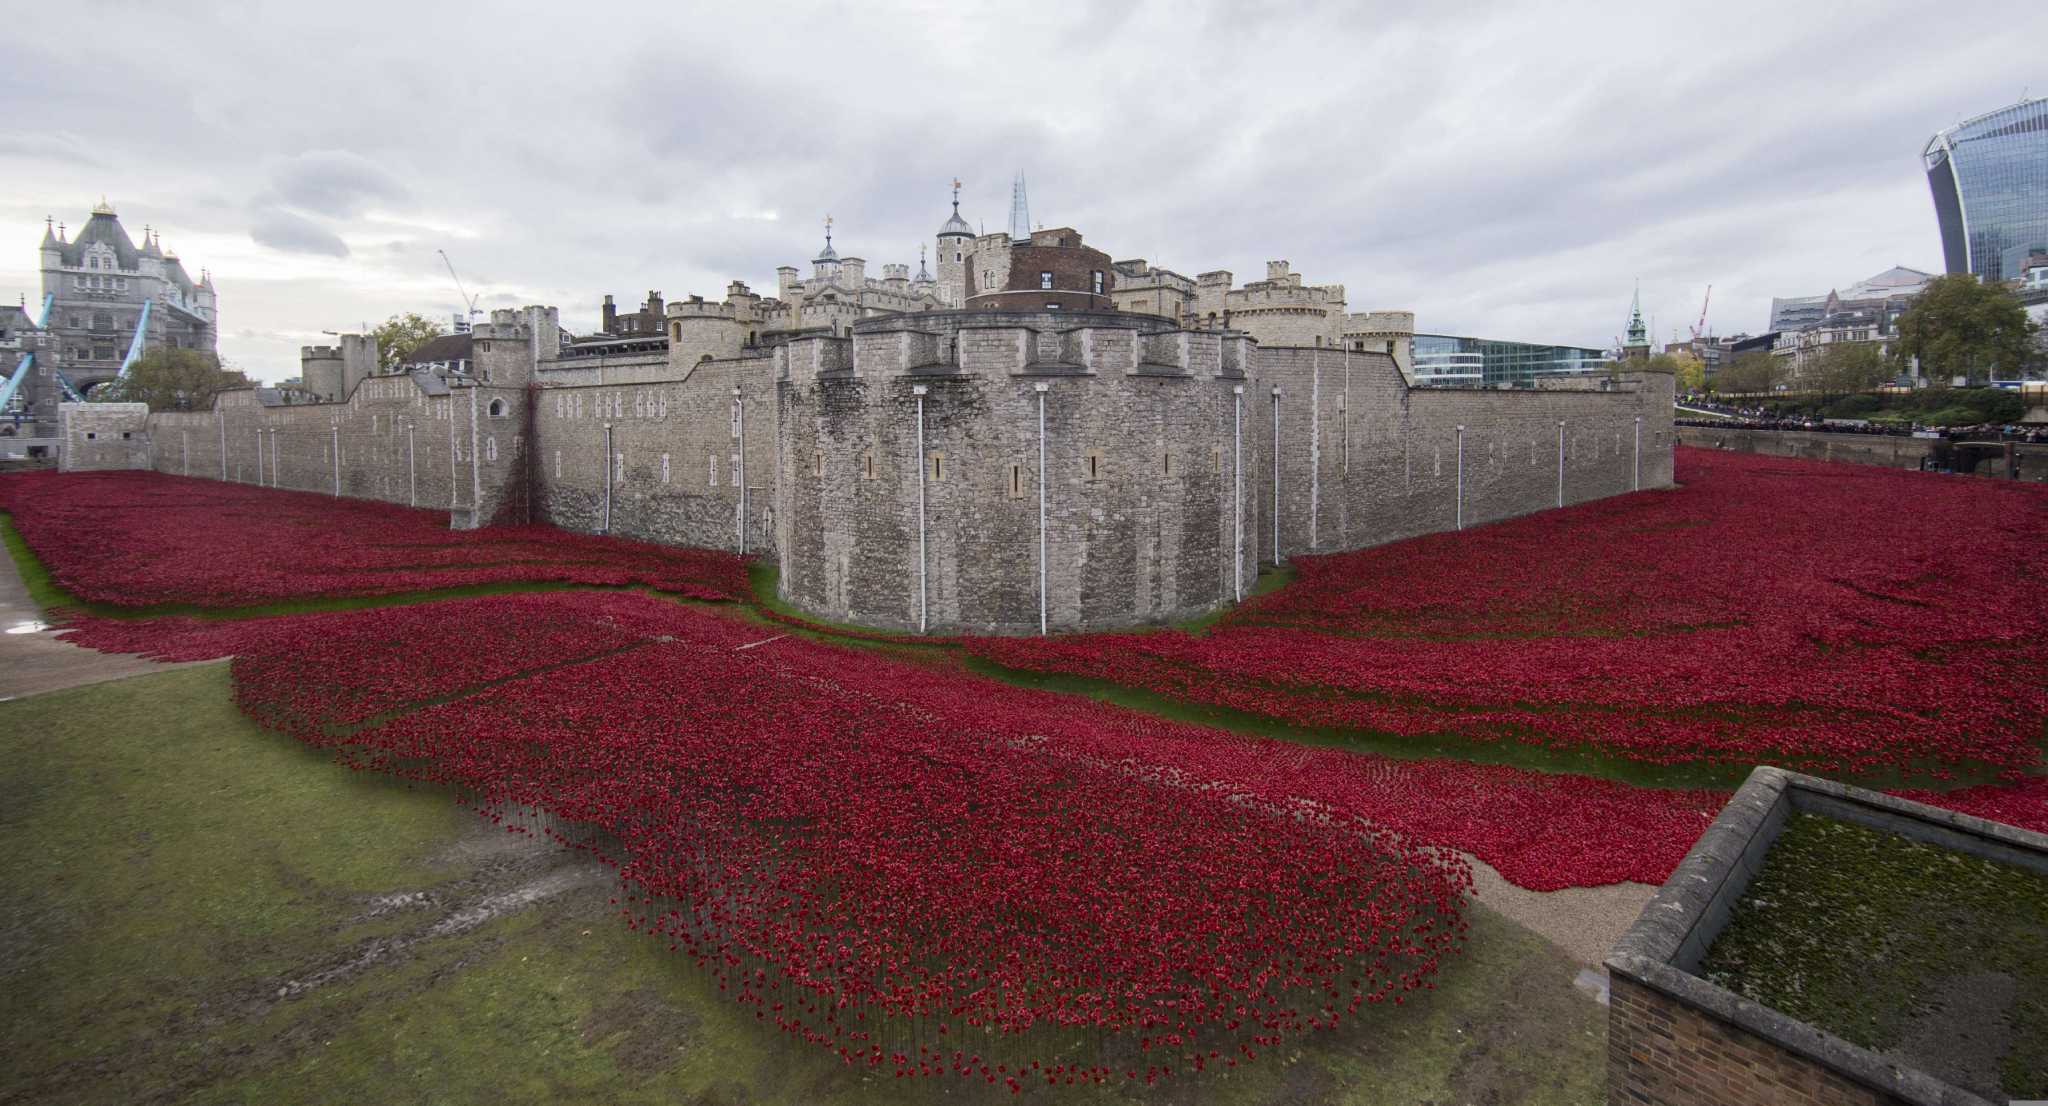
[863, 451, 876, 480]
[486, 437, 498, 462]
[709, 453, 719, 486]
[555, 450, 562, 479]
[615, 453, 625, 482]
[1213, 445, 1224, 474]
[813, 452, 824, 477]
[1008, 462, 1025, 499]
[1162, 451, 1172, 477]
[660, 452, 670, 483]
[928, 451, 945, 481]
[1084, 449, 1103, 482]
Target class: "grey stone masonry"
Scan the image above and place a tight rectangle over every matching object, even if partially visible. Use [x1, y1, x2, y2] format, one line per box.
[108, 304, 1674, 635]
[58, 402, 150, 471]
[777, 311, 1256, 634]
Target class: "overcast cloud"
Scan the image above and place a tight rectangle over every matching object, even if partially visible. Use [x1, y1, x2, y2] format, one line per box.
[3, 0, 2043, 381]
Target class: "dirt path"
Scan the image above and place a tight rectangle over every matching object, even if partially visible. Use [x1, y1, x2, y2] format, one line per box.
[0, 544, 218, 701]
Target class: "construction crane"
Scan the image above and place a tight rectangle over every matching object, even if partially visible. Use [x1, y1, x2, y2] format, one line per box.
[1687, 285, 1713, 343]
[438, 249, 482, 330]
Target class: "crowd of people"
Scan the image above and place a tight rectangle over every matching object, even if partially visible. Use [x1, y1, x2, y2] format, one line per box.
[1674, 395, 2046, 442]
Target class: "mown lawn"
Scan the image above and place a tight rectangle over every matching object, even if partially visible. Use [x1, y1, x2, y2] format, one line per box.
[1, 664, 1608, 1105]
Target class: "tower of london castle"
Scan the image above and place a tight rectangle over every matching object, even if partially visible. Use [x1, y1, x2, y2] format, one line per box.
[60, 180, 1674, 636]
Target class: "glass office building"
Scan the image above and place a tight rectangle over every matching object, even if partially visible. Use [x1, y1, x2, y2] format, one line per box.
[1411, 334, 1611, 387]
[1924, 97, 2048, 284]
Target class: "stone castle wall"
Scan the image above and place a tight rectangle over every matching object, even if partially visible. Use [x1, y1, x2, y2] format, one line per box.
[57, 402, 151, 471]
[1252, 349, 1673, 564]
[1677, 425, 1936, 470]
[530, 355, 778, 556]
[146, 375, 528, 528]
[117, 306, 1674, 635]
[1678, 424, 2047, 482]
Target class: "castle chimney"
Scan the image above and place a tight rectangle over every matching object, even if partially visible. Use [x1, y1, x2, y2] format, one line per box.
[602, 294, 617, 333]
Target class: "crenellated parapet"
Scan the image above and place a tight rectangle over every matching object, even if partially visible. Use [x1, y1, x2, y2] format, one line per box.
[835, 310, 1247, 381]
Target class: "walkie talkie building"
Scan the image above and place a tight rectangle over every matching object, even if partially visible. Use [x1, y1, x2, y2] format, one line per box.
[1923, 97, 2048, 283]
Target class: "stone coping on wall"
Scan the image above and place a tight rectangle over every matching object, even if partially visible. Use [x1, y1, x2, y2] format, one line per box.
[1131, 362, 1195, 378]
[850, 308, 1184, 336]
[1014, 363, 1095, 378]
[1606, 766, 2048, 1106]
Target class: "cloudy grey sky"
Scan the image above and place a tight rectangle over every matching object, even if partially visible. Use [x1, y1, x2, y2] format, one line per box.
[4, 0, 2044, 382]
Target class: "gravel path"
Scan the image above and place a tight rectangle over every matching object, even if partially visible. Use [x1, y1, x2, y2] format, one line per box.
[1462, 851, 1654, 968]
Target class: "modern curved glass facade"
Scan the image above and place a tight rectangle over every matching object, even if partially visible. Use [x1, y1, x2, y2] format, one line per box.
[1412, 334, 1610, 387]
[1923, 97, 2048, 283]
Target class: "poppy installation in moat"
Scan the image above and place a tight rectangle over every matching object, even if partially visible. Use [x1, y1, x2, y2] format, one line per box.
[0, 469, 749, 607]
[228, 592, 1471, 1086]
[5, 445, 2046, 1082]
[970, 449, 2048, 778]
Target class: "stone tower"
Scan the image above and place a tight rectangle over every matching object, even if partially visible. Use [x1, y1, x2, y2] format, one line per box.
[470, 306, 559, 389]
[936, 179, 973, 308]
[25, 201, 218, 432]
[1623, 282, 1651, 361]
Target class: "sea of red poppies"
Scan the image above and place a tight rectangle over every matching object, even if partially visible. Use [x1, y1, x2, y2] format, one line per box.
[968, 449, 2048, 778]
[230, 591, 1473, 1084]
[0, 470, 747, 607]
[5, 452, 2045, 1079]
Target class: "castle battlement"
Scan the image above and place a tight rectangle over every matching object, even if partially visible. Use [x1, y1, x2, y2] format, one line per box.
[666, 296, 738, 321]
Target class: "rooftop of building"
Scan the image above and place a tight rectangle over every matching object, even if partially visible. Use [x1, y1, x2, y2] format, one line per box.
[401, 333, 473, 365]
[1924, 94, 2048, 155]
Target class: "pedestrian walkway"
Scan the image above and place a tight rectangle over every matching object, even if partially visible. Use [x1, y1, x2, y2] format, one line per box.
[0, 543, 218, 701]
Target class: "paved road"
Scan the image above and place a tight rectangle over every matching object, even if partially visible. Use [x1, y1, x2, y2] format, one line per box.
[0, 546, 219, 701]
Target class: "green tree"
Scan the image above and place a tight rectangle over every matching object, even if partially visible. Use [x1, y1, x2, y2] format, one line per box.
[370, 312, 448, 371]
[1712, 350, 1784, 395]
[1809, 341, 1890, 402]
[1665, 350, 1706, 393]
[1889, 275, 2039, 384]
[91, 347, 251, 412]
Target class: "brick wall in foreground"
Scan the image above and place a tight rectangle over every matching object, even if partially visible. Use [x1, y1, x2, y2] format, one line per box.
[1608, 976, 1901, 1106]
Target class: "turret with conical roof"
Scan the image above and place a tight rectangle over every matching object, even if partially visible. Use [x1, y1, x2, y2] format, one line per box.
[812, 215, 842, 283]
[935, 178, 972, 307]
[939, 177, 973, 240]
